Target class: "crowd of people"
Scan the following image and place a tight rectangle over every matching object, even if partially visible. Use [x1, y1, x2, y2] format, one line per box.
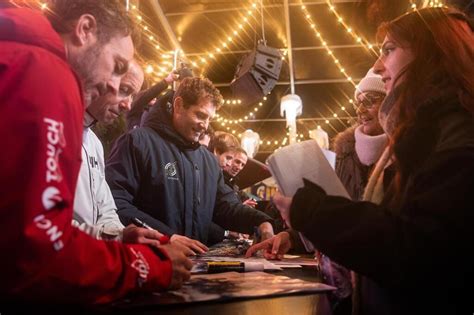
[1, 1, 473, 314]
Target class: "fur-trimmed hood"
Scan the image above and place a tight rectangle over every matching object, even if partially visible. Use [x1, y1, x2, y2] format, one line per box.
[332, 126, 357, 156]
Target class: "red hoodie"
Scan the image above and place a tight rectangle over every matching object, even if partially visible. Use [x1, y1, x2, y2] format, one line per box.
[0, 7, 172, 304]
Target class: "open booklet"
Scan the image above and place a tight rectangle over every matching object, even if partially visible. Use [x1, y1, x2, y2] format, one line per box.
[266, 140, 349, 253]
[266, 139, 349, 198]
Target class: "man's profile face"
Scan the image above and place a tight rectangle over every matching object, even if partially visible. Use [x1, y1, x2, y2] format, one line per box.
[228, 152, 247, 177]
[217, 151, 234, 171]
[173, 97, 216, 143]
[71, 34, 134, 107]
[86, 62, 144, 125]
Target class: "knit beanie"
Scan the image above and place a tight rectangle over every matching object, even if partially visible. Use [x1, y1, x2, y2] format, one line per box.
[354, 68, 386, 99]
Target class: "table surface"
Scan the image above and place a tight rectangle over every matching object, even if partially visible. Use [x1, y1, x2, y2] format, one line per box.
[96, 267, 332, 315]
[1, 267, 332, 315]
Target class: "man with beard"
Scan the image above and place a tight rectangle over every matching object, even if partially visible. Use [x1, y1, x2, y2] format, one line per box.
[0, 0, 191, 305]
[73, 60, 166, 245]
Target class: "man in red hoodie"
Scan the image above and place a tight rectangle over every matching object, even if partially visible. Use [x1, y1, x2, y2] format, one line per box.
[0, 0, 191, 304]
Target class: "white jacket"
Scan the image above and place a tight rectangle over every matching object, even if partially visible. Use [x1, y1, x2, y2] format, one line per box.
[73, 118, 124, 240]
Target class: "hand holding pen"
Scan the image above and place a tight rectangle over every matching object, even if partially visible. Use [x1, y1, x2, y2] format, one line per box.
[130, 217, 208, 255]
[121, 217, 169, 247]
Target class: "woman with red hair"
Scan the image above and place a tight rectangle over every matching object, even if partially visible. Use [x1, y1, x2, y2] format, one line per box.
[247, 7, 474, 314]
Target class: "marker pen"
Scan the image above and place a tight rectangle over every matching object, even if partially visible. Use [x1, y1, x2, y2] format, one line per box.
[131, 217, 170, 244]
[205, 261, 264, 274]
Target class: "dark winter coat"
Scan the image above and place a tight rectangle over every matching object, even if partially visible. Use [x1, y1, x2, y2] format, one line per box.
[105, 103, 272, 244]
[290, 94, 474, 314]
[333, 126, 372, 201]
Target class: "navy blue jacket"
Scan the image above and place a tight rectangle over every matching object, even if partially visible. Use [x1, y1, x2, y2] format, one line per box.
[105, 103, 272, 244]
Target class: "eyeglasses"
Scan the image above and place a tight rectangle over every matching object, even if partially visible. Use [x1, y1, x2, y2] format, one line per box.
[353, 94, 384, 111]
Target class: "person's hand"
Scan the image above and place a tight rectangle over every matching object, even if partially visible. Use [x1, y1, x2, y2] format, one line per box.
[164, 70, 180, 84]
[158, 243, 193, 289]
[258, 221, 274, 242]
[122, 224, 164, 247]
[245, 231, 292, 260]
[272, 191, 293, 228]
[170, 234, 209, 255]
[243, 199, 257, 207]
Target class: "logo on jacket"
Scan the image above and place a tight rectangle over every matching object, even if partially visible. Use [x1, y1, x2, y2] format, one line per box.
[89, 156, 98, 168]
[130, 248, 150, 287]
[44, 117, 66, 183]
[164, 161, 178, 180]
[42, 186, 63, 210]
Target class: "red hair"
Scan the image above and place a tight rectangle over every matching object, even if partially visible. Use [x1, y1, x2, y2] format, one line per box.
[376, 7, 474, 207]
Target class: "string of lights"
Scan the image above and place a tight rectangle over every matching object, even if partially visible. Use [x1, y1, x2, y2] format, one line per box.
[134, 1, 262, 82]
[409, 0, 445, 10]
[215, 95, 270, 125]
[325, 1, 379, 56]
[300, 3, 357, 88]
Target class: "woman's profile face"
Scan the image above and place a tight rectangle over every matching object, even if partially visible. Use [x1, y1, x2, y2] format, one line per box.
[373, 35, 414, 94]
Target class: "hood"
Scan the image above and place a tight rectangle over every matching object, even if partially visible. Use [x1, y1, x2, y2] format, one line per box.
[332, 126, 357, 156]
[143, 100, 200, 150]
[395, 89, 474, 175]
[0, 7, 65, 61]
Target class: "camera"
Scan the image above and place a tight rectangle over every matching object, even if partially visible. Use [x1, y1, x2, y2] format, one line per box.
[176, 62, 193, 79]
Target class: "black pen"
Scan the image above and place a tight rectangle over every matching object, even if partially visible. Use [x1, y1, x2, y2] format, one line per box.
[131, 217, 170, 244]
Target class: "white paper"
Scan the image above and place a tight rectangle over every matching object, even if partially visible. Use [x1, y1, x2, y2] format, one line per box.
[266, 140, 349, 198]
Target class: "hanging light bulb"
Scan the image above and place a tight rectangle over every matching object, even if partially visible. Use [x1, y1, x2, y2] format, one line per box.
[240, 130, 260, 158]
[280, 94, 303, 145]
